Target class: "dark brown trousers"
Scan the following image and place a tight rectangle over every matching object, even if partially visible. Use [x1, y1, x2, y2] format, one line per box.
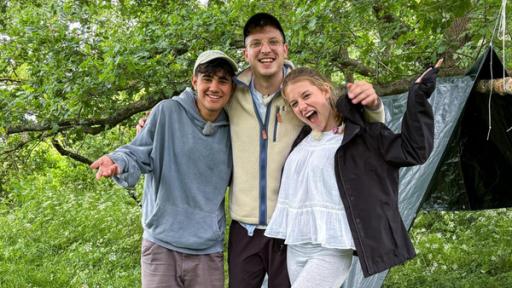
[228, 220, 291, 288]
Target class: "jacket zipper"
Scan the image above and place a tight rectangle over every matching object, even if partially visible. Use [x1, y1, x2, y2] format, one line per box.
[249, 90, 273, 225]
[273, 106, 281, 142]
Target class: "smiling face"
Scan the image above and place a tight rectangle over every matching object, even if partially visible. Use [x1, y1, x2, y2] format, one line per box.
[192, 71, 234, 122]
[284, 78, 339, 132]
[243, 26, 288, 79]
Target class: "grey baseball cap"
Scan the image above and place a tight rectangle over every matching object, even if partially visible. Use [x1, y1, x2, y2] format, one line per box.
[193, 50, 238, 75]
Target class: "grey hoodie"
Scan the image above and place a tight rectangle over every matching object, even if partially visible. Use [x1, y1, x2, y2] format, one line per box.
[109, 88, 232, 254]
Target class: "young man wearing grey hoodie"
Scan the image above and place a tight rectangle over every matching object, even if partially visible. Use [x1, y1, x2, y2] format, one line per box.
[90, 50, 238, 288]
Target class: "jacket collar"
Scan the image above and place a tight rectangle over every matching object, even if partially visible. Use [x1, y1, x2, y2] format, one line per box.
[234, 60, 295, 88]
[337, 95, 365, 145]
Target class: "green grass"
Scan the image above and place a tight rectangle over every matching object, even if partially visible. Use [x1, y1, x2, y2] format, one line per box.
[384, 209, 512, 287]
[0, 148, 511, 287]
[0, 150, 141, 287]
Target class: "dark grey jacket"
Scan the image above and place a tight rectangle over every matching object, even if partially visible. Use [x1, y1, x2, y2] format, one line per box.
[290, 68, 436, 277]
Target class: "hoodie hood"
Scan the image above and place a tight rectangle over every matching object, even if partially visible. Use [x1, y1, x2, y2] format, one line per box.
[174, 88, 229, 136]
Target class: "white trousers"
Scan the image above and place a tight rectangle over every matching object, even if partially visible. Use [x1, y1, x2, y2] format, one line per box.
[287, 243, 353, 288]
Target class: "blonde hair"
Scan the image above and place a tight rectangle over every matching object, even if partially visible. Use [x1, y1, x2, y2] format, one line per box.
[282, 67, 343, 124]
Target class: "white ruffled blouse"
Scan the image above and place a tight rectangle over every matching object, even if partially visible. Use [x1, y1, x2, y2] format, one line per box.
[265, 130, 355, 250]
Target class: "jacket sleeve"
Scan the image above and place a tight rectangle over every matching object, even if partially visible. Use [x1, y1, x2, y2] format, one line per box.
[378, 68, 437, 166]
[109, 103, 162, 188]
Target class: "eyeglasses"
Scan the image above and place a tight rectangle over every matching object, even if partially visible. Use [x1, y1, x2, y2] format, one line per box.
[247, 39, 283, 49]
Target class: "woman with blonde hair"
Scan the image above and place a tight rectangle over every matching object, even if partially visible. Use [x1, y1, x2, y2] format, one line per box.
[265, 62, 441, 287]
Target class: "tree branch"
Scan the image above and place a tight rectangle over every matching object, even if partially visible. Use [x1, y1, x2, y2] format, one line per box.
[51, 139, 93, 165]
[0, 78, 22, 84]
[372, 3, 410, 40]
[337, 58, 377, 78]
[6, 92, 171, 135]
[338, 47, 354, 83]
[51, 138, 141, 206]
[442, 15, 471, 70]
[372, 67, 466, 96]
[476, 78, 512, 95]
[0, 138, 35, 156]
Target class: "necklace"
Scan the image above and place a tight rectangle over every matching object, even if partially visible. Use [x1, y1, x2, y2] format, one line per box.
[311, 123, 345, 141]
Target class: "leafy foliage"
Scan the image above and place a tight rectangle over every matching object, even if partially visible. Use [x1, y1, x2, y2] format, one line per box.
[2, 0, 511, 153]
[1, 1, 512, 287]
[0, 144, 141, 287]
[386, 210, 512, 287]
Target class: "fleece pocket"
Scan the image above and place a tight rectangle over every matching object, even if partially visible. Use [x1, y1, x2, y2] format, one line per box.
[145, 206, 223, 250]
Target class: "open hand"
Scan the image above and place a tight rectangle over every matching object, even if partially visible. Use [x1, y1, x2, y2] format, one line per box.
[90, 155, 120, 179]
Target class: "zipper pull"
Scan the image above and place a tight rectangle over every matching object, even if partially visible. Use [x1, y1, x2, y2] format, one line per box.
[262, 129, 268, 140]
[276, 107, 282, 123]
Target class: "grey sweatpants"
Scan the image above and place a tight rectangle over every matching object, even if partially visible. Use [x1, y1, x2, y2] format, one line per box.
[287, 243, 353, 288]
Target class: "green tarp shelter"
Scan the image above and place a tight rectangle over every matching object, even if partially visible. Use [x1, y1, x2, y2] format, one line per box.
[344, 47, 512, 288]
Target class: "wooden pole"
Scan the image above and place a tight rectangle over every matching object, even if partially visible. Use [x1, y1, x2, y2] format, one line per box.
[475, 78, 512, 95]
